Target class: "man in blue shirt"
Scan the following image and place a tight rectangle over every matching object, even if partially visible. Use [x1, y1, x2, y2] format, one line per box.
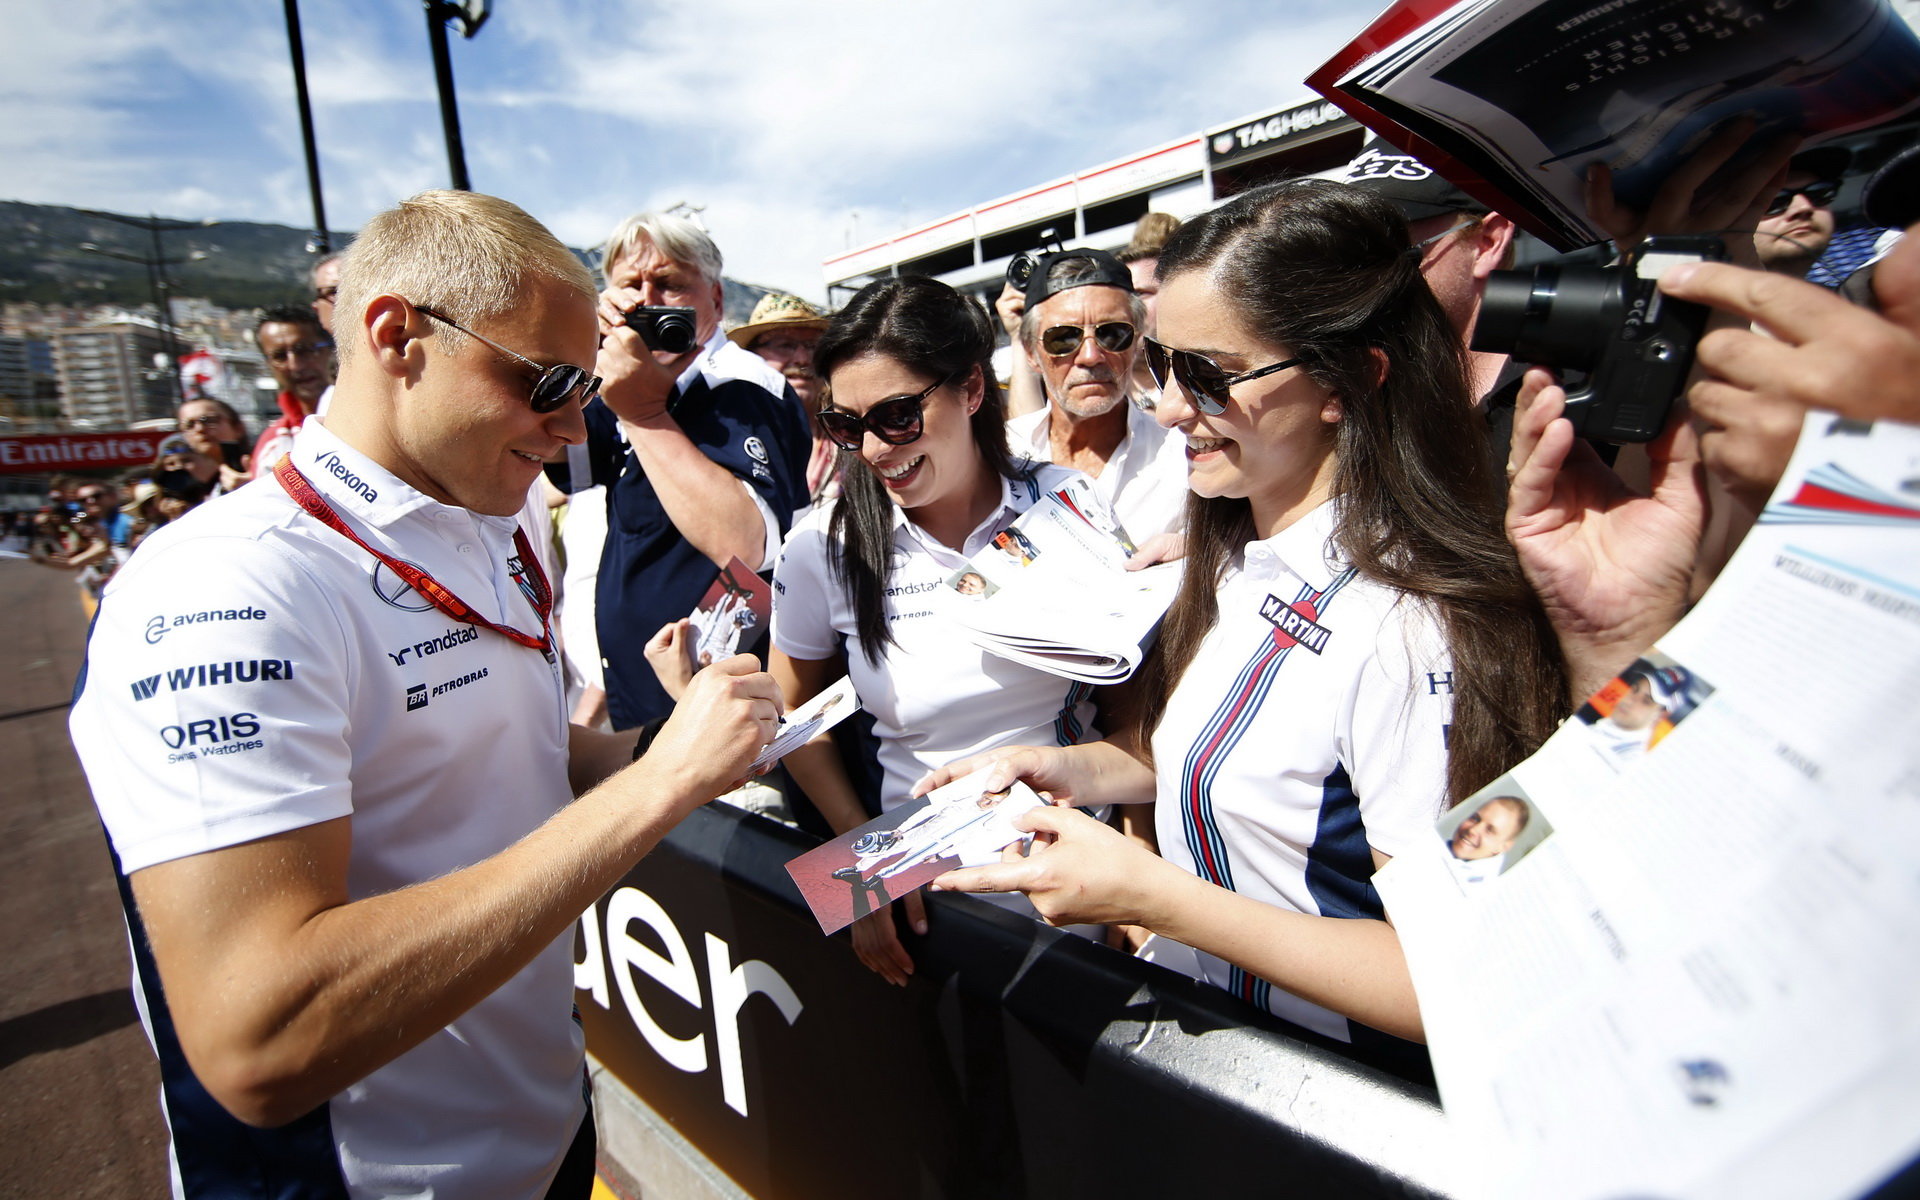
[552, 212, 809, 730]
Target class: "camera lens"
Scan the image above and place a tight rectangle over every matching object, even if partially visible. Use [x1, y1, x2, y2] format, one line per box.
[1470, 264, 1621, 373]
[654, 311, 697, 355]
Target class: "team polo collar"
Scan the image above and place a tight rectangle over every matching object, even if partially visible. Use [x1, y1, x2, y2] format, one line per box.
[887, 461, 1046, 558]
[673, 326, 732, 394]
[290, 419, 514, 535]
[1242, 498, 1344, 590]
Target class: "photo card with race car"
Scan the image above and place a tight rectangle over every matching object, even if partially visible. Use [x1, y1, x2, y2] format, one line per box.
[749, 675, 861, 773]
[685, 555, 773, 671]
[785, 766, 1047, 934]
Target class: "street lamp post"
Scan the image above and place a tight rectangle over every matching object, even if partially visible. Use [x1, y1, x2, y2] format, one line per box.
[77, 220, 209, 384]
[422, 1, 491, 191]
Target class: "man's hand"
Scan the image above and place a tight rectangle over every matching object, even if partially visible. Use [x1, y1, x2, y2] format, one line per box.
[1585, 118, 1794, 262]
[642, 619, 695, 703]
[637, 654, 784, 805]
[1506, 368, 1705, 701]
[1659, 238, 1920, 429]
[848, 892, 926, 988]
[931, 805, 1184, 929]
[993, 281, 1025, 339]
[595, 286, 701, 426]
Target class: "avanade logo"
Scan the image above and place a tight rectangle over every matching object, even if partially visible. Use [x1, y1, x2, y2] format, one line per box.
[145, 607, 269, 645]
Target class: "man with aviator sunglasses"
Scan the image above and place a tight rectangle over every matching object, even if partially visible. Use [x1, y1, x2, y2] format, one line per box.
[1003, 248, 1188, 542]
[1755, 147, 1846, 280]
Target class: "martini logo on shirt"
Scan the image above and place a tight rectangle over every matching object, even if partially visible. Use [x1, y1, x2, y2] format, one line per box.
[1258, 593, 1331, 655]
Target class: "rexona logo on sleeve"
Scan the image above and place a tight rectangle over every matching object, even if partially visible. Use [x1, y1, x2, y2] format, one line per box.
[129, 660, 293, 701]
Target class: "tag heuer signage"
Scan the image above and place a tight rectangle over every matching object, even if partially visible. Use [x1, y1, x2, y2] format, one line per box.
[1208, 99, 1354, 167]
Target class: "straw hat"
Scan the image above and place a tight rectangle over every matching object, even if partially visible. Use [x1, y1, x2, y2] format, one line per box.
[727, 293, 828, 348]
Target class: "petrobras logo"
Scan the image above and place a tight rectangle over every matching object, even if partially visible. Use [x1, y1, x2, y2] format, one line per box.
[144, 607, 270, 645]
[406, 684, 429, 712]
[130, 659, 294, 701]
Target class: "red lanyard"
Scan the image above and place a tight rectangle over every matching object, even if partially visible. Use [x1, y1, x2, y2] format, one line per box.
[275, 457, 554, 655]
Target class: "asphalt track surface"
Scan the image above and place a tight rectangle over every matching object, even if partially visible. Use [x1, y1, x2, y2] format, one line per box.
[0, 557, 170, 1194]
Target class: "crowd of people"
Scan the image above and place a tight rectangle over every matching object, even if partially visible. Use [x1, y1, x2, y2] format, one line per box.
[50, 120, 1920, 1197]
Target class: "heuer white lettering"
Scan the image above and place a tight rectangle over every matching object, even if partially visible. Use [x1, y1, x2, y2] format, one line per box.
[1235, 101, 1340, 150]
[576, 888, 803, 1118]
[317, 451, 379, 504]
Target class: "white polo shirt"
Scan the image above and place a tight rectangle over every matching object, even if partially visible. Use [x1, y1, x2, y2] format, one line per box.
[71, 419, 584, 1200]
[772, 462, 1100, 811]
[1149, 499, 1451, 1042]
[1006, 400, 1189, 542]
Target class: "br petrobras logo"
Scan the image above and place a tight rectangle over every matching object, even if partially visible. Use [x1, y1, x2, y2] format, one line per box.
[371, 561, 434, 611]
[744, 436, 769, 464]
[406, 684, 428, 712]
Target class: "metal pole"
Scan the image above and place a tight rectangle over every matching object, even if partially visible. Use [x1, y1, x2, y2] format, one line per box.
[148, 219, 181, 376]
[423, 1, 472, 191]
[283, 0, 331, 252]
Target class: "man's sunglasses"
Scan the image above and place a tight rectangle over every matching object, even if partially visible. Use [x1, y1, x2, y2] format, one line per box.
[1141, 336, 1301, 416]
[412, 303, 600, 413]
[1040, 322, 1136, 357]
[1765, 180, 1840, 216]
[816, 372, 956, 452]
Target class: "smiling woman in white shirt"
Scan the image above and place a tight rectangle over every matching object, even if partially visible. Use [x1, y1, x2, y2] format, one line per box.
[769, 277, 1098, 986]
[924, 180, 1568, 1051]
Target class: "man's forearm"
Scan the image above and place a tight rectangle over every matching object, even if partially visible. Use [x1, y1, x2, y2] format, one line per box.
[619, 415, 766, 568]
[133, 753, 709, 1129]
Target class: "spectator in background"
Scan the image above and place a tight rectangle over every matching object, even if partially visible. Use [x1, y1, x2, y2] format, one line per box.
[728, 292, 839, 505]
[151, 434, 218, 519]
[1119, 212, 1182, 404]
[250, 305, 334, 478]
[1335, 135, 1518, 408]
[1010, 248, 1187, 542]
[991, 279, 1046, 419]
[177, 396, 251, 493]
[1754, 148, 1846, 280]
[310, 252, 343, 334]
[548, 210, 809, 732]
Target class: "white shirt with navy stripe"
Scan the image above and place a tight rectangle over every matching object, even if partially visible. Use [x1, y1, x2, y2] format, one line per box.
[71, 419, 584, 1199]
[1148, 499, 1451, 1042]
[772, 462, 1100, 812]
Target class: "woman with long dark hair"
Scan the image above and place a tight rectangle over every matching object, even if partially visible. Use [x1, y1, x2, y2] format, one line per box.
[769, 276, 1102, 985]
[925, 180, 1566, 1045]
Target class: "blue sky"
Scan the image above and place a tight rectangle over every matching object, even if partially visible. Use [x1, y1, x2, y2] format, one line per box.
[0, 0, 1362, 300]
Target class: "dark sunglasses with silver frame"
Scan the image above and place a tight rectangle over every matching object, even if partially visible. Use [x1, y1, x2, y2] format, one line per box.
[816, 371, 957, 452]
[1040, 321, 1137, 357]
[411, 302, 601, 414]
[1142, 336, 1301, 416]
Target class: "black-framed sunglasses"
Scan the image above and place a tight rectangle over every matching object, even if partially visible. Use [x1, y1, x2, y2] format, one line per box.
[411, 302, 601, 414]
[816, 372, 956, 452]
[1040, 322, 1137, 357]
[1141, 336, 1301, 416]
[1765, 180, 1840, 216]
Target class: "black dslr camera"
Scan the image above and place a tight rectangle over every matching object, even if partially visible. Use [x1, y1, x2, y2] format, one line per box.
[1470, 235, 1727, 443]
[624, 305, 699, 355]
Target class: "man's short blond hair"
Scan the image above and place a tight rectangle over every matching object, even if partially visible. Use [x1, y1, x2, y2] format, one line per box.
[333, 190, 596, 367]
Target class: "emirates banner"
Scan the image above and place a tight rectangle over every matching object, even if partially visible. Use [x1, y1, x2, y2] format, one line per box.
[0, 431, 171, 474]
